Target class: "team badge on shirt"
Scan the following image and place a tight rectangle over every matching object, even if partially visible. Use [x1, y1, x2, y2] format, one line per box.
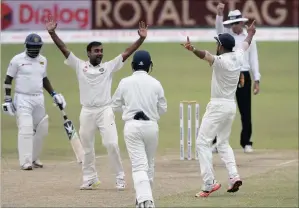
[83, 65, 88, 72]
[99, 68, 104, 73]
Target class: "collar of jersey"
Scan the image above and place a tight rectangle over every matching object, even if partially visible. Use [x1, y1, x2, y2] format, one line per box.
[23, 51, 41, 60]
[133, 71, 148, 75]
[87, 61, 101, 68]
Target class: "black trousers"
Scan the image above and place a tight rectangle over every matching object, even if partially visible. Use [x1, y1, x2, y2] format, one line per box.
[212, 71, 253, 148]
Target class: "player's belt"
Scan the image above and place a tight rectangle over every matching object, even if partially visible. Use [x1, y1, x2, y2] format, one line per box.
[15, 92, 42, 96]
[133, 111, 150, 121]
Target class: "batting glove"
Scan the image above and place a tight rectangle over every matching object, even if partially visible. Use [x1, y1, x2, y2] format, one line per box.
[2, 97, 16, 116]
[51, 92, 67, 109]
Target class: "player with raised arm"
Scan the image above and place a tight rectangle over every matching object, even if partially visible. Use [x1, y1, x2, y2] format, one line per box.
[213, 2, 261, 153]
[180, 20, 257, 197]
[2, 33, 66, 170]
[45, 15, 148, 190]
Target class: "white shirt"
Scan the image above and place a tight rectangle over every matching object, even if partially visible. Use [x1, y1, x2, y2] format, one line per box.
[6, 52, 47, 94]
[64, 52, 124, 107]
[210, 48, 246, 101]
[215, 15, 261, 81]
[112, 71, 167, 122]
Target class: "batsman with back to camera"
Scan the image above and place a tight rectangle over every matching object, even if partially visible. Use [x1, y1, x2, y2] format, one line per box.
[2, 33, 66, 170]
[45, 15, 148, 190]
[112, 50, 167, 208]
[181, 19, 257, 197]
[212, 2, 261, 153]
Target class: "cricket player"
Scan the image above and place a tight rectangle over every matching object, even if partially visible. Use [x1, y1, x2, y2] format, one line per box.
[180, 20, 257, 197]
[212, 2, 261, 153]
[2, 33, 66, 170]
[45, 15, 148, 190]
[112, 50, 167, 208]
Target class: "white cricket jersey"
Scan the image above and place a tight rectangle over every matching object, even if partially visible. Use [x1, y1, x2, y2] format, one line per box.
[210, 49, 245, 101]
[112, 71, 167, 122]
[215, 15, 261, 81]
[64, 52, 125, 107]
[6, 52, 47, 95]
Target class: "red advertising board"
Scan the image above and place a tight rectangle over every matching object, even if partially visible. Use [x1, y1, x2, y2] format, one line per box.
[1, 0, 92, 30]
[92, 0, 298, 29]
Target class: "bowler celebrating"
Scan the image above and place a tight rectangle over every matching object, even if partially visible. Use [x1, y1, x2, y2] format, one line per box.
[181, 21, 257, 197]
[46, 15, 148, 190]
[112, 50, 167, 208]
[212, 2, 261, 153]
[2, 33, 66, 170]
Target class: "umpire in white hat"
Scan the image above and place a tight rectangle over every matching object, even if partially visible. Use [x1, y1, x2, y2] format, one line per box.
[212, 2, 261, 153]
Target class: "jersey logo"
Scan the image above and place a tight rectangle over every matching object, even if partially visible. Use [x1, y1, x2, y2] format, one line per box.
[21, 63, 32, 66]
[99, 68, 104, 73]
[83, 65, 88, 72]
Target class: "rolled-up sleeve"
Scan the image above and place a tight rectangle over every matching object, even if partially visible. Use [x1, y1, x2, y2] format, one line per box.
[106, 54, 125, 73]
[157, 83, 167, 115]
[211, 55, 223, 70]
[249, 40, 261, 81]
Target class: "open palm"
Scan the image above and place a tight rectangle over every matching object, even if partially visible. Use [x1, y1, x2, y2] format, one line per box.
[138, 21, 148, 38]
[46, 15, 57, 32]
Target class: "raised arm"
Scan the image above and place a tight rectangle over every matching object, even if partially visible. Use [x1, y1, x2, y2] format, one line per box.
[215, 2, 225, 34]
[241, 20, 257, 51]
[180, 36, 215, 66]
[46, 15, 70, 59]
[121, 21, 148, 62]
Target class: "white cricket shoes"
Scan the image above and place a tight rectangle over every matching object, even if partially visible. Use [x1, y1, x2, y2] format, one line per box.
[244, 145, 253, 153]
[227, 176, 243, 193]
[80, 179, 101, 190]
[33, 160, 43, 168]
[136, 200, 155, 208]
[21, 163, 33, 170]
[116, 178, 126, 190]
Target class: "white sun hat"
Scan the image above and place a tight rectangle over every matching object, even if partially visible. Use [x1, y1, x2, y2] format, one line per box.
[223, 10, 249, 25]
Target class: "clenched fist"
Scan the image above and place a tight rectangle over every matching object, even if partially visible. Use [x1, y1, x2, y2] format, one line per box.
[217, 2, 225, 16]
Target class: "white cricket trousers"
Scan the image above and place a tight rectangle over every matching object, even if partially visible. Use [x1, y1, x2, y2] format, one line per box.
[14, 93, 47, 166]
[196, 99, 239, 186]
[79, 106, 124, 183]
[124, 120, 159, 204]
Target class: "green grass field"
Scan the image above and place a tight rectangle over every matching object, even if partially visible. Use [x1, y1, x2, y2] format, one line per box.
[1, 42, 298, 207]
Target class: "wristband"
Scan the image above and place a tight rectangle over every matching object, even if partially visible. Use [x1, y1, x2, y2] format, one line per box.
[3, 84, 12, 89]
[4, 95, 12, 102]
[50, 91, 57, 97]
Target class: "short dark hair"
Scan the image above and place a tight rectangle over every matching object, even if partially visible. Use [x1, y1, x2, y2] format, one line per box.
[86, 41, 102, 52]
